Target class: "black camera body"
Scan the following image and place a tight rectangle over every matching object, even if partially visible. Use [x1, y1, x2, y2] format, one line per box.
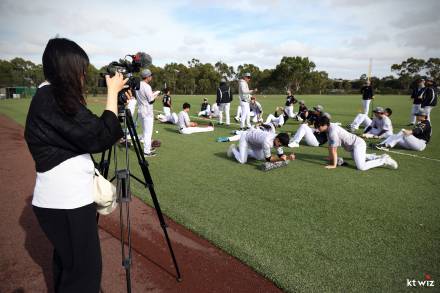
[98, 52, 152, 106]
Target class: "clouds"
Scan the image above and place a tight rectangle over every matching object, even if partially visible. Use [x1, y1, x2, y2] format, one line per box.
[0, 0, 439, 79]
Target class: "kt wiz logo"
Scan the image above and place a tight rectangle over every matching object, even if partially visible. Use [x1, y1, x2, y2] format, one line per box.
[407, 273, 435, 288]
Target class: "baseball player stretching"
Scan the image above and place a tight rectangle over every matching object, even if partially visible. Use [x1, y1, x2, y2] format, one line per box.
[361, 107, 393, 139]
[227, 127, 293, 164]
[288, 112, 330, 148]
[375, 109, 431, 151]
[178, 103, 214, 134]
[284, 90, 298, 119]
[314, 116, 398, 171]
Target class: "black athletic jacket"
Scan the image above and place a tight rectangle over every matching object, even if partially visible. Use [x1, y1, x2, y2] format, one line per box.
[216, 83, 233, 104]
[413, 120, 432, 143]
[411, 87, 425, 105]
[25, 85, 123, 172]
[421, 87, 437, 107]
[361, 86, 374, 100]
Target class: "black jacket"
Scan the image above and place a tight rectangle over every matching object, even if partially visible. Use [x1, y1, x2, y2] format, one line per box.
[216, 84, 233, 104]
[361, 86, 374, 100]
[25, 85, 123, 172]
[421, 87, 437, 107]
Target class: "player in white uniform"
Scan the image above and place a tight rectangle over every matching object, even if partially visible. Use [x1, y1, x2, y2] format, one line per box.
[288, 112, 331, 148]
[198, 98, 211, 117]
[265, 107, 285, 128]
[238, 72, 257, 129]
[314, 116, 398, 171]
[136, 69, 160, 157]
[249, 96, 263, 123]
[178, 103, 214, 134]
[361, 107, 393, 139]
[375, 109, 431, 151]
[227, 127, 294, 164]
[284, 90, 298, 119]
[347, 107, 392, 133]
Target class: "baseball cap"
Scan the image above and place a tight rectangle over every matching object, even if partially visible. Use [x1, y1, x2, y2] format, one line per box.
[373, 106, 385, 113]
[313, 105, 324, 112]
[322, 112, 331, 119]
[299, 100, 305, 104]
[243, 72, 251, 78]
[140, 69, 152, 78]
[415, 109, 428, 116]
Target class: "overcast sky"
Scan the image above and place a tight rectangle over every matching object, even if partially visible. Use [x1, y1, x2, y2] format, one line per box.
[1, 0, 439, 79]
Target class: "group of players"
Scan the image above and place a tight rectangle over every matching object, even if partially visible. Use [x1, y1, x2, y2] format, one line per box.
[131, 69, 436, 171]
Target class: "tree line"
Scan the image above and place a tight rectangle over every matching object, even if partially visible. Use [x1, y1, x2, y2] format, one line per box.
[1, 56, 439, 97]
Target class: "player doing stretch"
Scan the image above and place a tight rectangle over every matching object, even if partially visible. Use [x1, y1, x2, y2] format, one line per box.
[288, 112, 330, 148]
[361, 107, 393, 139]
[314, 116, 398, 171]
[347, 107, 392, 133]
[177, 103, 214, 134]
[375, 109, 431, 151]
[284, 90, 298, 119]
[156, 87, 178, 124]
[227, 126, 293, 164]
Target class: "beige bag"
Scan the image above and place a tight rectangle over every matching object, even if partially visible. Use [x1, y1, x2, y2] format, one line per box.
[93, 168, 118, 215]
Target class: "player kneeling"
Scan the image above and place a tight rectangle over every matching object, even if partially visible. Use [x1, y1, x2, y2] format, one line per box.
[227, 127, 294, 164]
[178, 103, 214, 134]
[314, 116, 398, 171]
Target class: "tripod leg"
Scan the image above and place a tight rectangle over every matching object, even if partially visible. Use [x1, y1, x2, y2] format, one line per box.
[125, 109, 182, 281]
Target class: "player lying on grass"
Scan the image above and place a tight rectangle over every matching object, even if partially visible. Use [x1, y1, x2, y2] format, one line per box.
[216, 123, 277, 142]
[314, 116, 398, 170]
[374, 109, 431, 151]
[347, 107, 392, 133]
[360, 107, 393, 139]
[198, 98, 211, 117]
[288, 112, 331, 148]
[227, 126, 294, 164]
[265, 107, 286, 127]
[178, 103, 214, 134]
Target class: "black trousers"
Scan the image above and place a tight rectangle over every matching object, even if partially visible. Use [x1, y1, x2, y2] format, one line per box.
[33, 203, 102, 293]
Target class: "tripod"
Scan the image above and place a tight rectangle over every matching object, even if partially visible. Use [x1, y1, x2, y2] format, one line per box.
[97, 107, 182, 293]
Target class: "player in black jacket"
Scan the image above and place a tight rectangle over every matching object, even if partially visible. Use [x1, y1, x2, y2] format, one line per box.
[284, 90, 298, 119]
[376, 109, 431, 151]
[360, 80, 374, 114]
[421, 78, 437, 121]
[408, 79, 425, 126]
[216, 78, 233, 125]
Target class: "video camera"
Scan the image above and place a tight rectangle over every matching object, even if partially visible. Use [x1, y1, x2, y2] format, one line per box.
[98, 52, 152, 105]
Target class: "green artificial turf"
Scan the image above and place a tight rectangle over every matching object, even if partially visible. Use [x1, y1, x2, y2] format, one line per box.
[1, 94, 439, 292]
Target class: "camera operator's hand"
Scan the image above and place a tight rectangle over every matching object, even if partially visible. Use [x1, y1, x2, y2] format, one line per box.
[105, 72, 128, 115]
[125, 89, 133, 101]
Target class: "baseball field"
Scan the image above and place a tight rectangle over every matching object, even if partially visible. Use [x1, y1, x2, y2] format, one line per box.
[1, 94, 439, 292]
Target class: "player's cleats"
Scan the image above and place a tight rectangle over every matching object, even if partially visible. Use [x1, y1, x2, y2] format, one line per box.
[227, 144, 236, 158]
[383, 156, 398, 169]
[216, 137, 229, 142]
[234, 117, 240, 122]
[374, 144, 389, 151]
[144, 152, 157, 157]
[288, 141, 299, 148]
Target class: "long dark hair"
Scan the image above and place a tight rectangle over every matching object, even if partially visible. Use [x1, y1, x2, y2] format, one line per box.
[42, 38, 89, 115]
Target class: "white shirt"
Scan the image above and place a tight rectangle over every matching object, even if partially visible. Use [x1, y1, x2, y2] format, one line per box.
[371, 116, 393, 133]
[250, 101, 263, 114]
[238, 79, 252, 102]
[177, 111, 190, 129]
[32, 154, 95, 209]
[136, 81, 155, 117]
[245, 128, 283, 158]
[328, 123, 361, 152]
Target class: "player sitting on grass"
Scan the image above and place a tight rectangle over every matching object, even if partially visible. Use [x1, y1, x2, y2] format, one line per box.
[284, 90, 298, 119]
[361, 106, 393, 139]
[249, 96, 264, 123]
[297, 100, 308, 122]
[198, 98, 211, 118]
[347, 107, 392, 133]
[374, 109, 431, 151]
[314, 116, 398, 171]
[178, 103, 214, 134]
[227, 126, 294, 164]
[288, 112, 331, 148]
[156, 88, 178, 124]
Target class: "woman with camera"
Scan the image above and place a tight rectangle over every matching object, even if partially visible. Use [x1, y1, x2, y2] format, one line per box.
[24, 38, 127, 293]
